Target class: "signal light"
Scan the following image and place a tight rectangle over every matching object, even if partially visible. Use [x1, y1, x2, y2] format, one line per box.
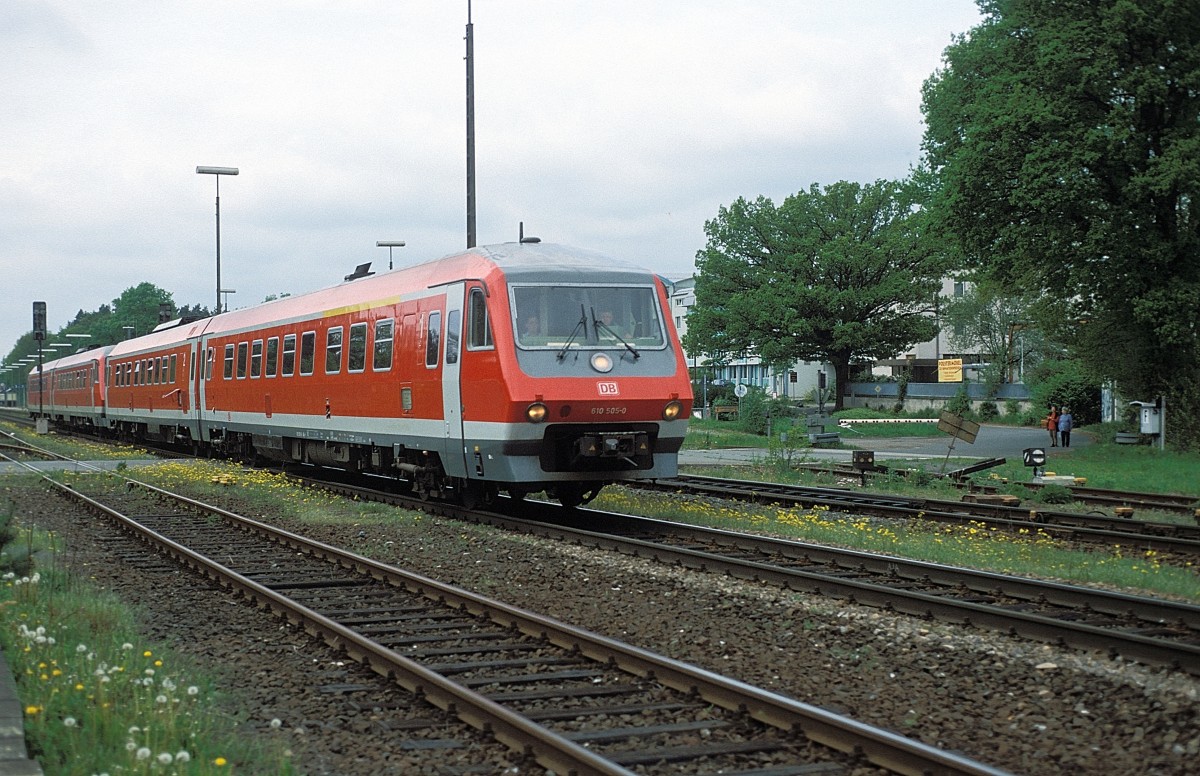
[662, 400, 683, 421]
[526, 402, 548, 423]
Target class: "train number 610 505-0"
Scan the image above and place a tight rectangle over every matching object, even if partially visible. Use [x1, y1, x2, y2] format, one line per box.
[592, 406, 627, 415]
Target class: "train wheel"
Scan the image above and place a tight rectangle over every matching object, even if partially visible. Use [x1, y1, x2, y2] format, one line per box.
[554, 484, 602, 508]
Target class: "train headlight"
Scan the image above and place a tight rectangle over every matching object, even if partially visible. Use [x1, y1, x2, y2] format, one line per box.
[526, 402, 548, 423]
[590, 352, 614, 373]
[662, 400, 684, 421]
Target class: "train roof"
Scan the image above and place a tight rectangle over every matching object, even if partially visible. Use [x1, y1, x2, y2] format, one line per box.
[37, 345, 114, 373]
[107, 242, 661, 354]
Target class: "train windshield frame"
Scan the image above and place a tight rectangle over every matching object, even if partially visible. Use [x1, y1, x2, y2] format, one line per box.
[511, 283, 667, 351]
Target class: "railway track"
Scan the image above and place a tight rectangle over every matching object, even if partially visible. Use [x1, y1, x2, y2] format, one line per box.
[799, 462, 1200, 518]
[1, 454, 1006, 776]
[632, 474, 1200, 556]
[300, 474, 1200, 677]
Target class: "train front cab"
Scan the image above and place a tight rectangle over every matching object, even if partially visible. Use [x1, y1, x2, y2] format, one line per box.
[452, 262, 692, 506]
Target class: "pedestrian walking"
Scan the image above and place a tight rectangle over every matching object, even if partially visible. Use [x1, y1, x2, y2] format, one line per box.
[1058, 406, 1074, 448]
[1045, 404, 1059, 447]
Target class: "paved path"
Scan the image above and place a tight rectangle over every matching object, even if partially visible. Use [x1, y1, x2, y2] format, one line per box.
[680, 424, 1092, 468]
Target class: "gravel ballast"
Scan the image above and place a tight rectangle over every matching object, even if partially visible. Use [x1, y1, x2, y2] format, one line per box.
[3, 472, 1198, 775]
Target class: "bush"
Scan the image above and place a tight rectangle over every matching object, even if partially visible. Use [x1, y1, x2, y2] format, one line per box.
[946, 385, 971, 416]
[1005, 398, 1022, 417]
[979, 401, 999, 421]
[1034, 484, 1074, 504]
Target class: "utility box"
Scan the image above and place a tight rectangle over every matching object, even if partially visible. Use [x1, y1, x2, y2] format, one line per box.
[1130, 401, 1161, 435]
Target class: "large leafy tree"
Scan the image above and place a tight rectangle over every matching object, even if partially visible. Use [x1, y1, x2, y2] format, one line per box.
[922, 0, 1200, 446]
[684, 180, 953, 411]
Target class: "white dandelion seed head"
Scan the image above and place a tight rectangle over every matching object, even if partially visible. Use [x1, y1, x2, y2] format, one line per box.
[156, 752, 173, 765]
[174, 750, 191, 763]
[269, 718, 282, 728]
[76, 644, 88, 653]
[156, 695, 168, 704]
[122, 643, 134, 651]
[62, 717, 77, 727]
[136, 747, 151, 760]
[125, 741, 137, 752]
[187, 686, 199, 696]
[128, 726, 141, 734]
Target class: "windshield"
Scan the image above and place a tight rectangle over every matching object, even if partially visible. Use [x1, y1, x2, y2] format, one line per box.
[513, 284, 666, 350]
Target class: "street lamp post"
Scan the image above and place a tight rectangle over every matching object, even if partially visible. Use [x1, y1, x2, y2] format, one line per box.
[376, 241, 405, 270]
[196, 166, 239, 313]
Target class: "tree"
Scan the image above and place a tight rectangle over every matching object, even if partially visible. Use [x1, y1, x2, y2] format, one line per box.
[922, 0, 1200, 447]
[940, 282, 1049, 389]
[684, 180, 954, 411]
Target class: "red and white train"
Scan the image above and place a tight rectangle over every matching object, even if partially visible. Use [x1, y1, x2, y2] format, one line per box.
[28, 243, 694, 506]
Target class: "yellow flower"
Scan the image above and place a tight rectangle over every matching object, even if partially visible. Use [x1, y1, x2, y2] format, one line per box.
[214, 757, 228, 766]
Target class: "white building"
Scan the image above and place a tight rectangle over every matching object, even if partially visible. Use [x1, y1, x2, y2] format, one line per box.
[667, 277, 832, 411]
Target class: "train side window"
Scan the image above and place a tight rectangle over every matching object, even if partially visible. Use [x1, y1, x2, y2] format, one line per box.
[251, 340, 263, 378]
[237, 342, 248, 379]
[283, 334, 297, 376]
[467, 288, 493, 349]
[348, 323, 367, 372]
[445, 309, 461, 364]
[265, 337, 278, 377]
[425, 311, 442, 368]
[170, 354, 177, 383]
[152, 358, 160, 384]
[325, 327, 343, 374]
[372, 319, 393, 371]
[224, 344, 235, 379]
[300, 332, 315, 375]
[206, 347, 215, 380]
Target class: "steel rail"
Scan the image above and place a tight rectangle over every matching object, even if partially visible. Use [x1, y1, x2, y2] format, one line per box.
[17, 462, 1010, 776]
[304, 476, 1200, 675]
[635, 474, 1200, 554]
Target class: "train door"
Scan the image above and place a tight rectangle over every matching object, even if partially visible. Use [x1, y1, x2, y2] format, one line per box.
[439, 283, 468, 477]
[194, 337, 210, 442]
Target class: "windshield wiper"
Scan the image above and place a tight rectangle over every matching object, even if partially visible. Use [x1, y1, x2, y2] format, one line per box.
[590, 307, 640, 360]
[556, 305, 588, 361]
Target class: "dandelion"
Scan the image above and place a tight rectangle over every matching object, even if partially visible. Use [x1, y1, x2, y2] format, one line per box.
[270, 718, 282, 728]
[187, 686, 199, 696]
[24, 706, 38, 716]
[63, 717, 77, 727]
[136, 747, 151, 760]
[157, 752, 173, 765]
[214, 756, 228, 767]
[175, 750, 192, 763]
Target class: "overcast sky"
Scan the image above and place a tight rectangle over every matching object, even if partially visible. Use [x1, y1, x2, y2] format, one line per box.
[1, 1, 982, 358]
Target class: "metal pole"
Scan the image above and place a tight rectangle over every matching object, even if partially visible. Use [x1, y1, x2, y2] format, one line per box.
[1160, 395, 1166, 451]
[37, 340, 43, 417]
[465, 0, 477, 248]
[214, 175, 222, 313]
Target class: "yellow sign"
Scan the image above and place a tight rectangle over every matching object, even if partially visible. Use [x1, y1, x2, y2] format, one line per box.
[938, 358, 963, 382]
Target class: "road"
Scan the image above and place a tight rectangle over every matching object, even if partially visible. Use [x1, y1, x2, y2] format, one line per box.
[679, 423, 1091, 469]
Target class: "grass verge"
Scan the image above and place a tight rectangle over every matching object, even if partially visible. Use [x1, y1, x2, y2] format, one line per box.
[0, 491, 296, 775]
[593, 486, 1199, 602]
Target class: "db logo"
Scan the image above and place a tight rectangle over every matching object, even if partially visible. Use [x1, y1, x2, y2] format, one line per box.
[597, 381, 620, 396]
